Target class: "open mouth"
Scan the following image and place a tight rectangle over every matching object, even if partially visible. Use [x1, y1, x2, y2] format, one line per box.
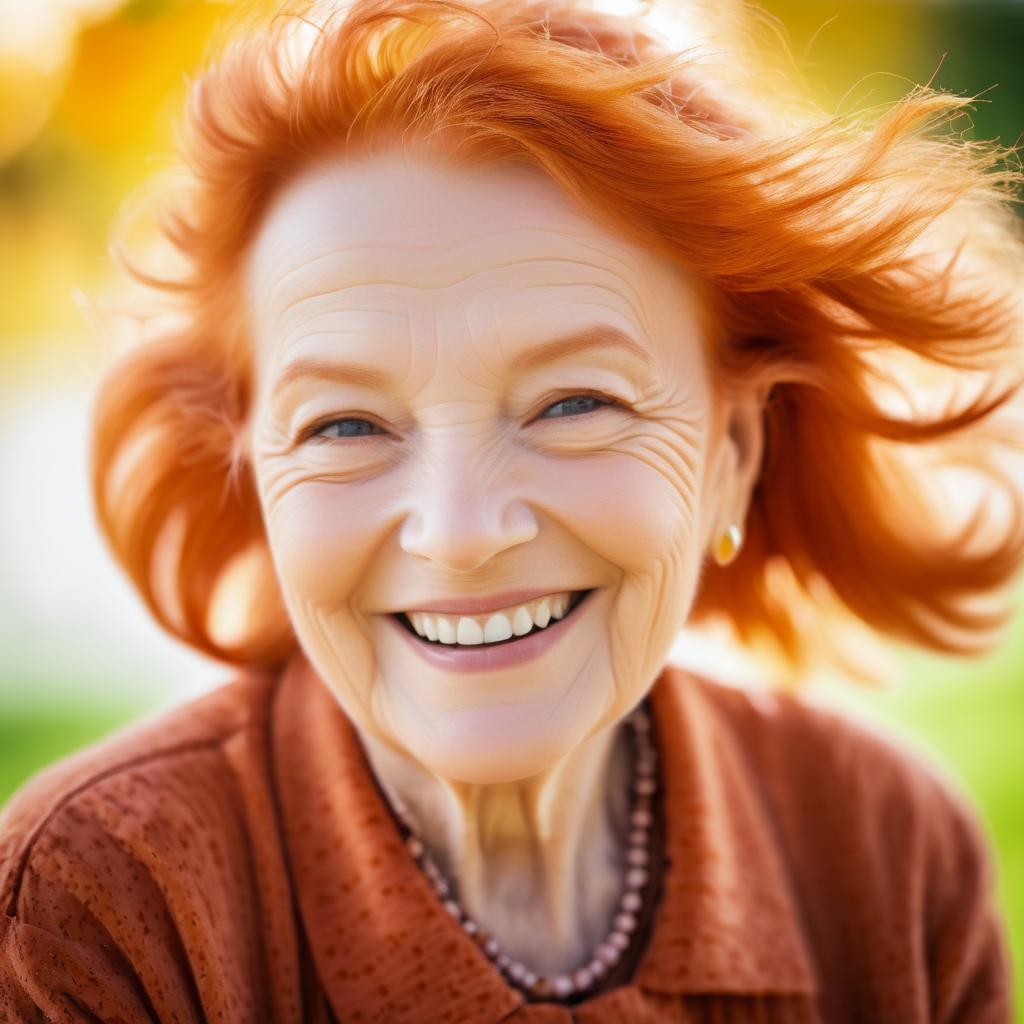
[391, 589, 594, 649]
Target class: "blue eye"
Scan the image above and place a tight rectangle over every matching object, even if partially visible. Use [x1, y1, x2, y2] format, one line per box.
[539, 394, 614, 419]
[310, 418, 387, 440]
[303, 393, 619, 444]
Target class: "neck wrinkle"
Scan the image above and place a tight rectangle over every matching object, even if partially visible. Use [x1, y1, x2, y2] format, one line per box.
[359, 715, 632, 973]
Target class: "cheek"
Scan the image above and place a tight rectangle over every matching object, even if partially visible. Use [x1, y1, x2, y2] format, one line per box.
[540, 443, 702, 576]
[262, 480, 385, 609]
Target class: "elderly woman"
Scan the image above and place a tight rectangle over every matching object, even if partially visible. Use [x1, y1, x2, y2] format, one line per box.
[2, 0, 1022, 1020]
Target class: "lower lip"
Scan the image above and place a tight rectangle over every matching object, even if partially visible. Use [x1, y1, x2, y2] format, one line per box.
[385, 591, 595, 673]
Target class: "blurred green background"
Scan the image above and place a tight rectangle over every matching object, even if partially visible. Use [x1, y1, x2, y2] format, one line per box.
[0, 0, 1022, 1017]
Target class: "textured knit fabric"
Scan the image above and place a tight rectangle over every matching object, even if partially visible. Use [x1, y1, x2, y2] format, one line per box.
[0, 649, 1013, 1023]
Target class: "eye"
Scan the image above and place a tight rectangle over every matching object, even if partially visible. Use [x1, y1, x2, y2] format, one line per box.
[536, 393, 619, 421]
[304, 417, 388, 442]
[300, 393, 623, 443]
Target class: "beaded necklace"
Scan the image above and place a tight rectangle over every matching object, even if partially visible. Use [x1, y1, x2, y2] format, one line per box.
[382, 702, 659, 1002]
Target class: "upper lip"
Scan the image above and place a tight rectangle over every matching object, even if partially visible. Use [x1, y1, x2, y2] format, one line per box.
[391, 588, 587, 616]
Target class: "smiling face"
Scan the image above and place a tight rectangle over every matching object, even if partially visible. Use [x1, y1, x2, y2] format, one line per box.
[245, 147, 749, 784]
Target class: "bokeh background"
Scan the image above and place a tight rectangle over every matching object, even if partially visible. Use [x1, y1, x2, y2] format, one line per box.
[1, 0, 1022, 1013]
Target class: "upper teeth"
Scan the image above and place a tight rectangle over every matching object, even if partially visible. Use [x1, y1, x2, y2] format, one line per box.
[405, 591, 577, 645]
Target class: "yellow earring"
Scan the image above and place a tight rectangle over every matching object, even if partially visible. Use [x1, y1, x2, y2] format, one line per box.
[712, 524, 743, 567]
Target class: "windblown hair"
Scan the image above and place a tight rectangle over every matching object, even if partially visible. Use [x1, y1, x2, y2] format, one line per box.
[91, 0, 1024, 684]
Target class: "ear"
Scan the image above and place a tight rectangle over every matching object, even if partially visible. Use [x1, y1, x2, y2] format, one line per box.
[704, 383, 767, 557]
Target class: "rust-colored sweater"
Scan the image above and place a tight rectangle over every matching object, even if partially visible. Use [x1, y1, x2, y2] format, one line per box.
[0, 650, 1013, 1022]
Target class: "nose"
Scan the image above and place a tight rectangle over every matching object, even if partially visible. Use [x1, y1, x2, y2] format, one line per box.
[398, 439, 539, 573]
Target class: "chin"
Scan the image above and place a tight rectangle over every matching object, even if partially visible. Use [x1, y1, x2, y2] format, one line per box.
[394, 699, 593, 785]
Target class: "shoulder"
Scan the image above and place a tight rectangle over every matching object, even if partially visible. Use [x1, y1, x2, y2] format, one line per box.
[671, 662, 985, 834]
[0, 667, 289, 1021]
[675, 663, 1011, 1015]
[0, 667, 278, 915]
[662, 661, 1000, 914]
[667, 663, 1011, 1019]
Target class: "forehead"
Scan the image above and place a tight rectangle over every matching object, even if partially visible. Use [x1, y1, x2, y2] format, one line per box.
[244, 149, 698, 371]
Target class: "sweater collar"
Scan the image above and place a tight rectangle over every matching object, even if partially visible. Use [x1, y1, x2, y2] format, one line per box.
[635, 661, 818, 996]
[271, 649, 817, 1021]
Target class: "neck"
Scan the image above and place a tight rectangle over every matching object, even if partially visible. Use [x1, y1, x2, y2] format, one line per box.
[359, 717, 633, 974]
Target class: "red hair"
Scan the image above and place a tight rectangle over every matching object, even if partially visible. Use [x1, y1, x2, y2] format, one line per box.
[91, 0, 1024, 684]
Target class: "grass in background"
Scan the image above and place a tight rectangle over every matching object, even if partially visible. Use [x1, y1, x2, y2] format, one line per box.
[0, 700, 147, 807]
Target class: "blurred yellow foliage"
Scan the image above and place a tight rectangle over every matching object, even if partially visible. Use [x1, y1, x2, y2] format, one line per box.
[0, 2, 231, 348]
[56, 4, 225, 152]
[0, 57, 67, 162]
[0, 203, 93, 341]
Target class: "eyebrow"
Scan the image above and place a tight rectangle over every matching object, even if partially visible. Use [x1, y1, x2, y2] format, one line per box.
[271, 323, 654, 397]
[518, 323, 655, 373]
[273, 358, 392, 394]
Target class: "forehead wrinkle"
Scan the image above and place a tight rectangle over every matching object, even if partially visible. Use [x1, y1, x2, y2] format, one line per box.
[259, 321, 397, 388]
[493, 279, 648, 324]
[272, 318, 416, 387]
[253, 223, 643, 293]
[274, 327, 394, 364]
[251, 228, 651, 324]
[487, 281, 652, 366]
[267, 256, 652, 344]
[451, 306, 509, 393]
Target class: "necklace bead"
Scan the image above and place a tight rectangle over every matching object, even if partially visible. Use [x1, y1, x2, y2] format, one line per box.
[625, 867, 650, 889]
[630, 808, 653, 828]
[614, 912, 637, 933]
[620, 891, 643, 913]
[388, 701, 659, 1002]
[573, 966, 595, 988]
[552, 975, 574, 997]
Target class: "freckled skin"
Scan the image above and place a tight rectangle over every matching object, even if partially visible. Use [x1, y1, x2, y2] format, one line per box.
[244, 148, 763, 974]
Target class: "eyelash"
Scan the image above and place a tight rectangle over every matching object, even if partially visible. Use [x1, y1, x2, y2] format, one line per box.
[300, 391, 623, 444]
